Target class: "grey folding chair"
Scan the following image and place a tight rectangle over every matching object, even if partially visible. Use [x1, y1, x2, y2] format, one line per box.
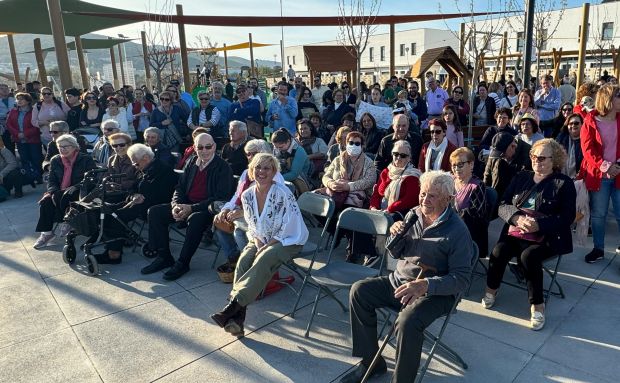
[502, 254, 566, 304]
[304, 207, 393, 338]
[378, 242, 479, 382]
[466, 186, 496, 296]
[288, 192, 335, 318]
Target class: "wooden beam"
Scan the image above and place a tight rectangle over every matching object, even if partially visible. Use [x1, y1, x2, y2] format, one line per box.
[176, 4, 191, 92]
[141, 31, 152, 90]
[46, 0, 72, 89]
[109, 44, 119, 89]
[459, 22, 466, 63]
[576, 3, 590, 90]
[7, 34, 20, 86]
[389, 23, 395, 76]
[33, 38, 49, 87]
[249, 33, 255, 77]
[612, 45, 620, 80]
[74, 35, 89, 90]
[223, 43, 229, 78]
[501, 31, 508, 75]
[118, 43, 126, 87]
[552, 48, 563, 87]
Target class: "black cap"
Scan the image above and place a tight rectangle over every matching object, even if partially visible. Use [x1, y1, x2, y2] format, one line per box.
[64, 88, 81, 97]
[489, 132, 515, 159]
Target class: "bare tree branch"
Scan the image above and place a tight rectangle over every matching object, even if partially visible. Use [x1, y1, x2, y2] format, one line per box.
[145, 0, 178, 91]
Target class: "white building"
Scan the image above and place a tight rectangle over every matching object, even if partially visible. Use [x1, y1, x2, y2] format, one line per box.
[284, 27, 459, 85]
[467, 1, 620, 80]
[102, 61, 136, 88]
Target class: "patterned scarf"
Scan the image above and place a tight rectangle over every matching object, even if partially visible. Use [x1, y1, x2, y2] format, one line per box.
[384, 163, 421, 206]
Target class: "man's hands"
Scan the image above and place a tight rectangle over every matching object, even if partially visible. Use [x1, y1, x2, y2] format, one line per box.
[172, 204, 192, 221]
[389, 221, 406, 236]
[393, 279, 429, 306]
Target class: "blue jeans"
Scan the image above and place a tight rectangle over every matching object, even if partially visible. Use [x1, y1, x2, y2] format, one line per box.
[590, 178, 620, 250]
[17, 143, 42, 180]
[214, 227, 248, 262]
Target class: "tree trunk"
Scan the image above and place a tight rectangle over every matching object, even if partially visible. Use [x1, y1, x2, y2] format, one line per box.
[356, 55, 361, 97]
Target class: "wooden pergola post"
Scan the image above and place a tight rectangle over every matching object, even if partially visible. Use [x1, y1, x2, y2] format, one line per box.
[7, 34, 20, 86]
[33, 38, 49, 87]
[74, 35, 89, 90]
[612, 45, 620, 80]
[501, 31, 508, 76]
[552, 48, 564, 87]
[223, 43, 229, 78]
[46, 0, 72, 89]
[118, 44, 126, 87]
[176, 4, 191, 91]
[459, 23, 466, 63]
[109, 44, 119, 89]
[141, 31, 152, 90]
[576, 3, 590, 89]
[389, 23, 395, 76]
[249, 33, 255, 77]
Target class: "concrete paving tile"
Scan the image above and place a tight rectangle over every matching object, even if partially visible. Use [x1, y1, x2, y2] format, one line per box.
[219, 307, 356, 383]
[449, 278, 588, 354]
[0, 249, 41, 290]
[73, 291, 234, 383]
[155, 350, 267, 383]
[537, 288, 620, 383]
[513, 355, 614, 383]
[0, 328, 101, 383]
[172, 247, 223, 291]
[0, 282, 69, 348]
[592, 256, 620, 297]
[553, 246, 615, 287]
[45, 263, 186, 325]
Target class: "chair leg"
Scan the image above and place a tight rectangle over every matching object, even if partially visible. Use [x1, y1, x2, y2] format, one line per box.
[211, 245, 221, 269]
[465, 258, 487, 297]
[304, 288, 322, 338]
[543, 256, 565, 304]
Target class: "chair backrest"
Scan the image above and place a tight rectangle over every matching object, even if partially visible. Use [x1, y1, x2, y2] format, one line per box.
[335, 207, 393, 236]
[297, 192, 335, 219]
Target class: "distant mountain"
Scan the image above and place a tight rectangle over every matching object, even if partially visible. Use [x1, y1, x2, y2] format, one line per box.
[0, 33, 276, 77]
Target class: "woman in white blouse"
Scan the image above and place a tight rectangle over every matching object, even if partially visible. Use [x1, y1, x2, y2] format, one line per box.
[211, 153, 308, 337]
[102, 96, 132, 139]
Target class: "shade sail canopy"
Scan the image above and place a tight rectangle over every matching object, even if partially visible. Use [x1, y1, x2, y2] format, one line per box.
[67, 11, 506, 27]
[0, 0, 139, 35]
[156, 41, 275, 56]
[409, 46, 472, 79]
[304, 46, 357, 73]
[18, 37, 132, 54]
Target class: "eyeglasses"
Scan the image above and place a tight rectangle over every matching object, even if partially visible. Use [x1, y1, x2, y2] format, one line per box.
[159, 98, 171, 101]
[453, 90, 463, 94]
[50, 130, 61, 135]
[85, 96, 96, 100]
[392, 152, 409, 159]
[236, 89, 246, 94]
[347, 141, 361, 146]
[111, 143, 127, 148]
[104, 128, 117, 132]
[245, 151, 257, 157]
[199, 97, 209, 101]
[430, 130, 444, 135]
[530, 154, 552, 162]
[58, 145, 73, 150]
[195, 144, 214, 151]
[42, 92, 52, 96]
[451, 161, 471, 169]
[342, 86, 349, 89]
[562, 108, 572, 112]
[568, 121, 581, 126]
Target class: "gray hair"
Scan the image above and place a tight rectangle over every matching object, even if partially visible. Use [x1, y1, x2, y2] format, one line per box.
[197, 90, 209, 98]
[56, 134, 79, 148]
[50, 120, 70, 133]
[229, 120, 247, 133]
[392, 140, 411, 155]
[210, 81, 224, 90]
[244, 139, 271, 154]
[419, 170, 455, 197]
[144, 127, 161, 137]
[127, 143, 154, 161]
[101, 119, 120, 132]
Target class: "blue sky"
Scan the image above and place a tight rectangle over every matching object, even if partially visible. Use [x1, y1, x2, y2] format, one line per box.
[91, 0, 589, 61]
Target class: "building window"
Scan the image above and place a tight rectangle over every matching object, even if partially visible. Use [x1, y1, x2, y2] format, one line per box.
[369, 47, 374, 62]
[380, 46, 385, 61]
[516, 32, 524, 53]
[399, 44, 405, 56]
[578, 23, 590, 43]
[292, 55, 296, 65]
[287, 56, 290, 65]
[411, 43, 416, 55]
[603, 22, 614, 40]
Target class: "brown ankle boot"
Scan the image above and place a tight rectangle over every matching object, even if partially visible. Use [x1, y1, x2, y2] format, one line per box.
[211, 299, 243, 328]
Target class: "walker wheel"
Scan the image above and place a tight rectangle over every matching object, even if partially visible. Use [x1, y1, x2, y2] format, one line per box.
[62, 244, 76, 264]
[85, 253, 99, 275]
[141, 243, 158, 258]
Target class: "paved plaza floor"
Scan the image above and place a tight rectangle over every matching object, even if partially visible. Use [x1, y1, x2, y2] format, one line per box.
[1, 186, 619, 383]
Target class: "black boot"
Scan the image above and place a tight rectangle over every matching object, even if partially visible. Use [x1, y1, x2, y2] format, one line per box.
[224, 306, 246, 337]
[94, 250, 122, 265]
[163, 261, 190, 281]
[211, 299, 243, 328]
[141, 252, 174, 274]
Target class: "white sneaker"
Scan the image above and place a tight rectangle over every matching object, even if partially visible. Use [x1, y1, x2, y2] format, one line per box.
[33, 233, 55, 249]
[530, 308, 545, 331]
[481, 291, 498, 309]
[57, 223, 71, 237]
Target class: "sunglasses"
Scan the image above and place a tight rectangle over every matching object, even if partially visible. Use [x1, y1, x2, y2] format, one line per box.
[58, 145, 73, 150]
[195, 144, 214, 151]
[392, 152, 409, 159]
[453, 90, 463, 94]
[159, 98, 171, 101]
[105, 128, 117, 132]
[568, 121, 581, 126]
[199, 97, 209, 101]
[50, 130, 61, 135]
[342, 86, 349, 89]
[347, 141, 361, 146]
[42, 92, 52, 96]
[562, 108, 572, 112]
[111, 143, 127, 148]
[530, 154, 552, 162]
[85, 96, 97, 100]
[245, 151, 258, 157]
[451, 161, 471, 169]
[430, 130, 444, 135]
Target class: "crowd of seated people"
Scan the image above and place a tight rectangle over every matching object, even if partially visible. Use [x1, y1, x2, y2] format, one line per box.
[3, 72, 617, 382]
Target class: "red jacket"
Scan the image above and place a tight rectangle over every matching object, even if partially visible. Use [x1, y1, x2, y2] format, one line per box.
[580, 110, 620, 191]
[369, 168, 420, 215]
[131, 101, 155, 129]
[418, 140, 457, 173]
[6, 108, 41, 144]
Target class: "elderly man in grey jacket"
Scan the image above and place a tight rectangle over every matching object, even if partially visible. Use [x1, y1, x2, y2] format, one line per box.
[341, 170, 475, 383]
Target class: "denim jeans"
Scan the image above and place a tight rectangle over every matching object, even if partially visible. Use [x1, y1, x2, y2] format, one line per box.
[590, 178, 620, 250]
[214, 228, 240, 261]
[17, 142, 42, 180]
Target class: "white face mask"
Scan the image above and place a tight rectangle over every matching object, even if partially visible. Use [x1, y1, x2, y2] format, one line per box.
[346, 144, 362, 156]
